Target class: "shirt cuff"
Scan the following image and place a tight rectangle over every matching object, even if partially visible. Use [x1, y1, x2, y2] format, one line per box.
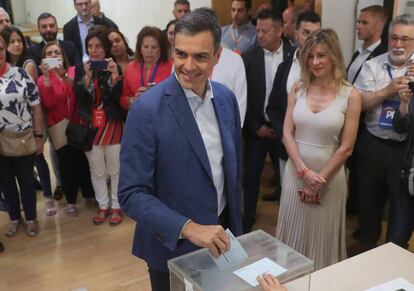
[179, 219, 192, 240]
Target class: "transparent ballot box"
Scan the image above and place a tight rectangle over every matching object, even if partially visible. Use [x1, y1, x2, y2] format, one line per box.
[168, 229, 313, 291]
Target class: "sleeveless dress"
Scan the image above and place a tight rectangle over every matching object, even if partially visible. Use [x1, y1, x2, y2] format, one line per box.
[275, 84, 352, 270]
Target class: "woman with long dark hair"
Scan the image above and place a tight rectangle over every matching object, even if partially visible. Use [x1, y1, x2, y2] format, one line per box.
[107, 28, 133, 74]
[1, 26, 54, 216]
[0, 35, 44, 237]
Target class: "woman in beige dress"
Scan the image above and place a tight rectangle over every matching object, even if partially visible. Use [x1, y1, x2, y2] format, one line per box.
[276, 29, 361, 270]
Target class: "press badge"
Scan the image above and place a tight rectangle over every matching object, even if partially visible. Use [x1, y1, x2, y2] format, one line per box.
[378, 100, 400, 129]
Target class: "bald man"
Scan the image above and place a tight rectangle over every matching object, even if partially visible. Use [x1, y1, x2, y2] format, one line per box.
[0, 7, 11, 31]
[90, 0, 118, 28]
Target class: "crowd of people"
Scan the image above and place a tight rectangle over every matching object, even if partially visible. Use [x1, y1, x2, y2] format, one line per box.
[0, 0, 413, 290]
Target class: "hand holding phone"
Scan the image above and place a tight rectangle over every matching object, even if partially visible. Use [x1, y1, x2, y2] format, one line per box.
[90, 60, 108, 72]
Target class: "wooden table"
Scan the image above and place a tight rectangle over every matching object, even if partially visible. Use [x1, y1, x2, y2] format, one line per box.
[285, 243, 414, 291]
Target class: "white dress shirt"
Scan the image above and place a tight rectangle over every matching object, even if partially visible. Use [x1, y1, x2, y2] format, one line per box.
[347, 39, 381, 83]
[181, 79, 226, 215]
[286, 48, 301, 95]
[264, 43, 284, 120]
[77, 15, 94, 56]
[212, 47, 247, 126]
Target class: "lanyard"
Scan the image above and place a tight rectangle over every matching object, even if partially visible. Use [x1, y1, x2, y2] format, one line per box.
[230, 24, 248, 50]
[140, 62, 160, 87]
[386, 64, 393, 80]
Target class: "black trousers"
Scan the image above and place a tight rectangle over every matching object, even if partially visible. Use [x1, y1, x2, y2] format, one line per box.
[355, 128, 404, 245]
[56, 145, 94, 204]
[243, 134, 279, 219]
[0, 154, 36, 221]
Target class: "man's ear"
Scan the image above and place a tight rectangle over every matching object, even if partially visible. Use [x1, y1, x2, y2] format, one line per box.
[213, 46, 222, 67]
[216, 46, 223, 60]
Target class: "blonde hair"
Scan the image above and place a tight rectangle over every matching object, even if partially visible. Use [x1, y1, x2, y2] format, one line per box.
[299, 28, 348, 91]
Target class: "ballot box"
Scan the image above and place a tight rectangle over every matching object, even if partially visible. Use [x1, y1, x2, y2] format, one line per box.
[168, 229, 313, 291]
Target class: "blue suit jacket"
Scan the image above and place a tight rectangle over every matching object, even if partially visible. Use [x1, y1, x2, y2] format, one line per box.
[118, 75, 243, 272]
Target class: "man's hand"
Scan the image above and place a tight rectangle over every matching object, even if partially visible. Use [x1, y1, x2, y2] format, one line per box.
[383, 76, 406, 98]
[182, 221, 230, 257]
[256, 125, 275, 139]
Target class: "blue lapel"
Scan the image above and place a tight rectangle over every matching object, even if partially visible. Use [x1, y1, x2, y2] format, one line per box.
[211, 86, 236, 193]
[165, 76, 213, 182]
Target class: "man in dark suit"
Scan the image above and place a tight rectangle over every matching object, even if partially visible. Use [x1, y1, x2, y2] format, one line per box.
[266, 11, 320, 184]
[118, 8, 242, 291]
[242, 9, 294, 233]
[30, 13, 81, 68]
[347, 5, 388, 85]
[346, 5, 388, 219]
[63, 0, 117, 57]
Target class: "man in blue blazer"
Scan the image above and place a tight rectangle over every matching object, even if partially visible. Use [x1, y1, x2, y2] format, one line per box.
[118, 8, 242, 291]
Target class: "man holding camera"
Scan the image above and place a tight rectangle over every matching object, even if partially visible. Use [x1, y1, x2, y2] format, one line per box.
[349, 14, 414, 256]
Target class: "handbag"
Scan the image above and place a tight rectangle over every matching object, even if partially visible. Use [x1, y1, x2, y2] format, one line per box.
[65, 122, 98, 152]
[47, 118, 69, 150]
[0, 129, 36, 157]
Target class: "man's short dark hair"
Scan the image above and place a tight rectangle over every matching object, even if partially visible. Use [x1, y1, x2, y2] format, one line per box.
[37, 12, 57, 26]
[256, 9, 283, 26]
[175, 7, 222, 53]
[174, 0, 190, 6]
[361, 5, 387, 25]
[232, 0, 252, 11]
[295, 11, 321, 29]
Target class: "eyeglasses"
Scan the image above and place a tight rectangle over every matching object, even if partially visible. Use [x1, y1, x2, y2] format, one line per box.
[46, 50, 62, 57]
[389, 35, 414, 45]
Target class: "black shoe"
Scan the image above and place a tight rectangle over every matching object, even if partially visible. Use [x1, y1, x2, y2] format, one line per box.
[262, 192, 279, 201]
[0, 241, 4, 253]
[262, 187, 281, 202]
[242, 216, 256, 234]
[53, 186, 64, 200]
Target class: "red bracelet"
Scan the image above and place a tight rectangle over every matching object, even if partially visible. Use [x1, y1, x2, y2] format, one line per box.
[297, 167, 309, 177]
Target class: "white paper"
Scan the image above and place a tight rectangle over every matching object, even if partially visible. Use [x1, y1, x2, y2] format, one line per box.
[233, 257, 287, 287]
[209, 229, 248, 269]
[365, 277, 414, 291]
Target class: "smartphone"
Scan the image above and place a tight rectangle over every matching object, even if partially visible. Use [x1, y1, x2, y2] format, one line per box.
[43, 58, 62, 69]
[90, 60, 108, 72]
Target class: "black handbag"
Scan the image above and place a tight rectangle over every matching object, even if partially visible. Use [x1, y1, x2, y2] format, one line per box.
[65, 122, 98, 152]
